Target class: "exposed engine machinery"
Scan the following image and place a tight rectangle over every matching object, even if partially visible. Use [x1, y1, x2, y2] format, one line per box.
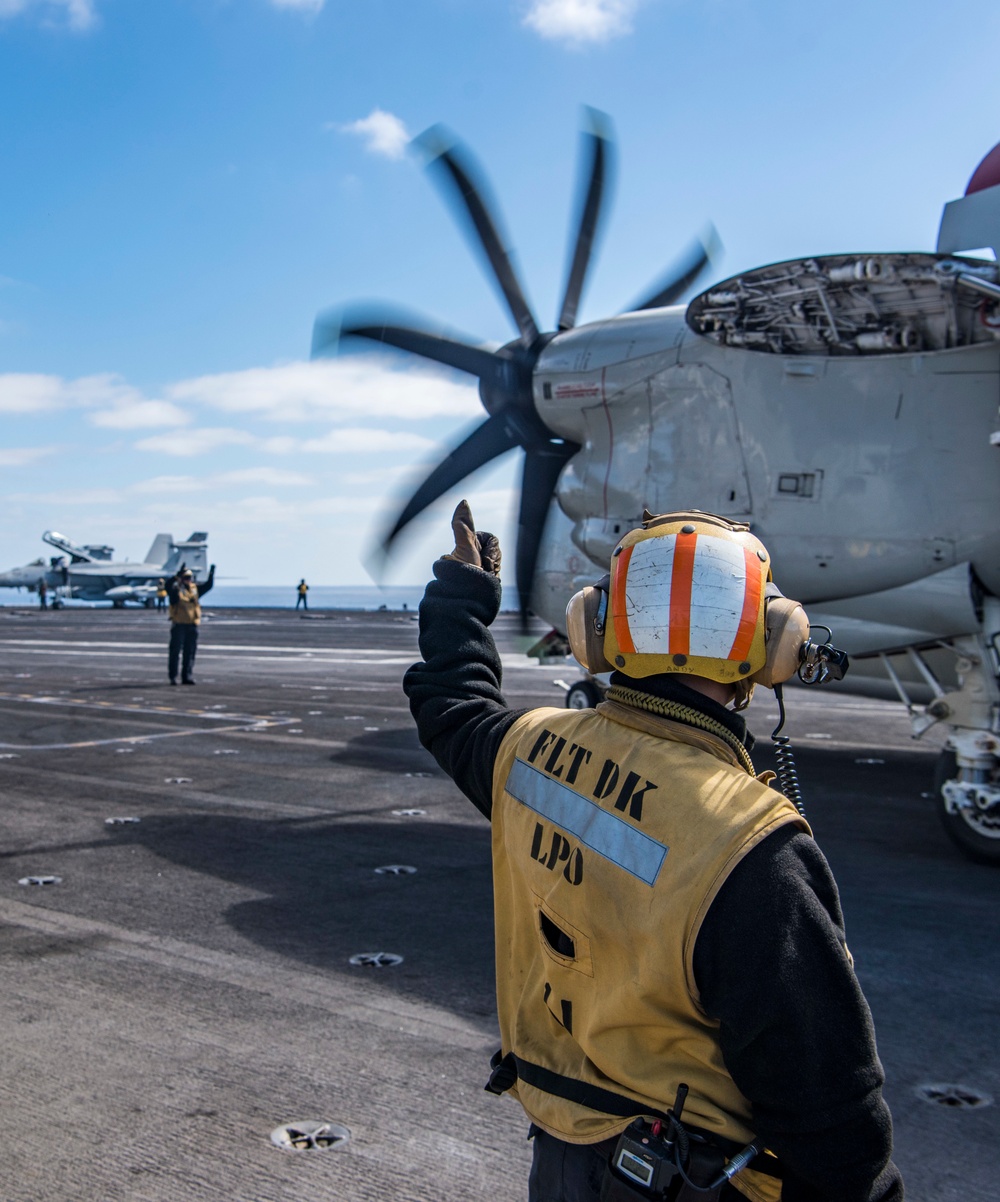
[687, 253, 1000, 356]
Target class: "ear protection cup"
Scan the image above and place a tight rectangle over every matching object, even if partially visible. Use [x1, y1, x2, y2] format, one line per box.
[756, 590, 812, 688]
[565, 586, 614, 675]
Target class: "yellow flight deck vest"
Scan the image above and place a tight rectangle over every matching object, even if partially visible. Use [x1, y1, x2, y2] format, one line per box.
[169, 585, 201, 625]
[490, 700, 809, 1202]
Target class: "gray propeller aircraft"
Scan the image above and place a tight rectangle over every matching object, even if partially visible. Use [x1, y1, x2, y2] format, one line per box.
[313, 115, 1000, 864]
[0, 531, 210, 607]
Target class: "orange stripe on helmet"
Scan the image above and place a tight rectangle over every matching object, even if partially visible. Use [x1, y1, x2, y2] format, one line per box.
[611, 544, 636, 654]
[729, 546, 764, 662]
[668, 530, 697, 656]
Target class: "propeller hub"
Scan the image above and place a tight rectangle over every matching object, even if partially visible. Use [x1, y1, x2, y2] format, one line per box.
[478, 334, 557, 432]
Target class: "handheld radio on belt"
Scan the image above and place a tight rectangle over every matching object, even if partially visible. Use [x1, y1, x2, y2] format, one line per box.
[603, 1084, 761, 1202]
[487, 1054, 778, 1202]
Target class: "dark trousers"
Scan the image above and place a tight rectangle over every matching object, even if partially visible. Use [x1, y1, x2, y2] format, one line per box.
[296, 594, 307, 609]
[528, 1128, 738, 1202]
[168, 623, 198, 681]
[529, 1129, 614, 1201]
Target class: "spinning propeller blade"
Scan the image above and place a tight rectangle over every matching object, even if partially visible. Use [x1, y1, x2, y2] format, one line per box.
[419, 127, 540, 346]
[384, 414, 522, 548]
[516, 443, 577, 623]
[317, 312, 498, 380]
[313, 111, 720, 620]
[629, 226, 722, 312]
[558, 109, 614, 332]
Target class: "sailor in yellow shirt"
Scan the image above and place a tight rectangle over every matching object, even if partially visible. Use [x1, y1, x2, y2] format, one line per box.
[296, 579, 309, 610]
[403, 504, 901, 1202]
[167, 564, 214, 685]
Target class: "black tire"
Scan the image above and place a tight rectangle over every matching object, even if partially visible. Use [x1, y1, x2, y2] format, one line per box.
[566, 680, 603, 710]
[144, 598, 155, 609]
[935, 748, 1000, 865]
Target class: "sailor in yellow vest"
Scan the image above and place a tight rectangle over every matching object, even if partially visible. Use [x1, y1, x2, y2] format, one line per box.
[156, 577, 168, 611]
[167, 563, 215, 685]
[296, 578, 309, 610]
[403, 504, 901, 1202]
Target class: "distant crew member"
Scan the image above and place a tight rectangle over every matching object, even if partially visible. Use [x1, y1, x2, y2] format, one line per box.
[37, 577, 47, 610]
[167, 563, 215, 685]
[156, 578, 168, 611]
[296, 579, 309, 610]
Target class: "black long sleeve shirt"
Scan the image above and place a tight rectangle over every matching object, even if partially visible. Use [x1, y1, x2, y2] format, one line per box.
[167, 569, 214, 605]
[403, 559, 902, 1202]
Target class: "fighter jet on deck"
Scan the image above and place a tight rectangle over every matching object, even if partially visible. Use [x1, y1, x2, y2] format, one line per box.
[0, 531, 210, 607]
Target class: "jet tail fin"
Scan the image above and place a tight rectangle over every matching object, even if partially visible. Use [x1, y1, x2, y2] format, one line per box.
[161, 533, 210, 580]
[143, 534, 173, 566]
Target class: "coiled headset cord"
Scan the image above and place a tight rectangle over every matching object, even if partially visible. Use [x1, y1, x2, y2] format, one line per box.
[663, 1085, 763, 1194]
[771, 684, 806, 819]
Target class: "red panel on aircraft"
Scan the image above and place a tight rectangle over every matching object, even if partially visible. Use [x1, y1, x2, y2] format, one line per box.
[966, 141, 1000, 195]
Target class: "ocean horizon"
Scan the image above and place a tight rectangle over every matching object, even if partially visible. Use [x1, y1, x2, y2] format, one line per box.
[1, 583, 524, 612]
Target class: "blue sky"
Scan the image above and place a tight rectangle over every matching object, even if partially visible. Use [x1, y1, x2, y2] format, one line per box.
[2, 0, 1000, 587]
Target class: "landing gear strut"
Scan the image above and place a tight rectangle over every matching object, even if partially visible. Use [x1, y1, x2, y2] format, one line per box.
[935, 747, 1000, 864]
[884, 595, 1000, 864]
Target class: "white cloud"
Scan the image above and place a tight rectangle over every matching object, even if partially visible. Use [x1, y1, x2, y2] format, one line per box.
[337, 109, 411, 161]
[0, 361, 479, 429]
[256, 435, 299, 455]
[134, 427, 257, 457]
[132, 423, 431, 459]
[215, 467, 314, 487]
[129, 467, 314, 492]
[167, 359, 478, 423]
[90, 397, 190, 429]
[0, 374, 66, 413]
[268, 0, 324, 11]
[0, 371, 186, 428]
[9, 487, 124, 505]
[300, 428, 434, 455]
[0, 446, 57, 468]
[0, 0, 95, 30]
[522, 0, 639, 44]
[147, 493, 374, 528]
[342, 464, 416, 487]
[129, 475, 203, 495]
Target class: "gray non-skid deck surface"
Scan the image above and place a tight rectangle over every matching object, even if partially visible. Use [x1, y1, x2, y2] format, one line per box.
[0, 606, 996, 1201]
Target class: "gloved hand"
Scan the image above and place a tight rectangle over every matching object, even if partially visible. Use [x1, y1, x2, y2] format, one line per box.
[442, 500, 501, 576]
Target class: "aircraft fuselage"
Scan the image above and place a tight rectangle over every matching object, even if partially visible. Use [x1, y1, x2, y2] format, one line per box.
[531, 253, 1000, 629]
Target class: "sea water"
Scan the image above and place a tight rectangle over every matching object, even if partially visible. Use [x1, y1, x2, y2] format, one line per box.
[2, 583, 523, 611]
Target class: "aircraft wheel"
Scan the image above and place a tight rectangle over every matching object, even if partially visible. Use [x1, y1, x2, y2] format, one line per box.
[112, 600, 125, 609]
[144, 598, 155, 609]
[566, 680, 603, 710]
[51, 600, 63, 610]
[935, 749, 1000, 865]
